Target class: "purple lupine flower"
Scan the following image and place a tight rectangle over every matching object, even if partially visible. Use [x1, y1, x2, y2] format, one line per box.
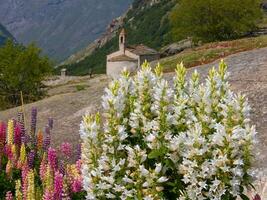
[43, 135, 51, 151]
[17, 112, 25, 137]
[48, 118, 54, 130]
[45, 125, 50, 135]
[54, 171, 63, 198]
[21, 136, 26, 144]
[48, 147, 57, 169]
[14, 124, 21, 146]
[27, 150, 35, 168]
[58, 160, 65, 175]
[30, 107, 37, 136]
[60, 142, 72, 158]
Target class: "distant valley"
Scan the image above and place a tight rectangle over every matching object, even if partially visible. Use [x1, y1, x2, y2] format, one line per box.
[0, 0, 133, 61]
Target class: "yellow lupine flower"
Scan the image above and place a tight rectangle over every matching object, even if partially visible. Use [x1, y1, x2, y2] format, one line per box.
[6, 160, 12, 176]
[11, 144, 17, 162]
[26, 170, 35, 200]
[7, 120, 14, 145]
[44, 165, 53, 191]
[15, 180, 23, 200]
[19, 143, 26, 166]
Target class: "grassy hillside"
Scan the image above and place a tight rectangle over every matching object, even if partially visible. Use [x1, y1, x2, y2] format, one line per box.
[59, 0, 176, 75]
[157, 35, 267, 72]
[0, 23, 14, 46]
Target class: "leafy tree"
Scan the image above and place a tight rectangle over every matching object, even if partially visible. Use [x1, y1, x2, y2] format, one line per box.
[0, 40, 52, 109]
[170, 0, 263, 42]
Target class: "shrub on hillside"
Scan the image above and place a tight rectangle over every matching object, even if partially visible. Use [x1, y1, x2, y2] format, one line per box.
[0, 40, 52, 109]
[171, 0, 262, 42]
[80, 61, 257, 199]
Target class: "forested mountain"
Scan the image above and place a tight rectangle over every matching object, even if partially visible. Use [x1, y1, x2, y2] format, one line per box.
[0, 0, 132, 61]
[61, 0, 176, 75]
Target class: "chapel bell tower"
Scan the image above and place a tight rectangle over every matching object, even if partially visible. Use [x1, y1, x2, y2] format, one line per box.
[119, 28, 126, 52]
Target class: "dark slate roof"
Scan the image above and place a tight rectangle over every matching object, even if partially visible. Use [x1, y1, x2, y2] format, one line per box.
[126, 44, 158, 55]
[108, 54, 138, 62]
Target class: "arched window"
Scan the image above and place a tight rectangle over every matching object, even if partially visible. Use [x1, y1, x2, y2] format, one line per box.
[120, 36, 124, 44]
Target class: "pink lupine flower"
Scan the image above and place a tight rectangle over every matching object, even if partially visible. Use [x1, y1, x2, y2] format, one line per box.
[0, 122, 6, 153]
[253, 194, 261, 200]
[48, 147, 57, 170]
[5, 160, 12, 176]
[54, 171, 63, 198]
[0, 122, 6, 170]
[76, 159, 82, 171]
[4, 144, 13, 160]
[21, 165, 30, 200]
[71, 178, 83, 193]
[14, 124, 21, 146]
[5, 191, 13, 200]
[43, 189, 54, 200]
[40, 155, 47, 181]
[60, 142, 72, 158]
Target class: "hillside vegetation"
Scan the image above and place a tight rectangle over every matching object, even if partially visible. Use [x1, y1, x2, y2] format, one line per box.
[61, 0, 265, 76]
[156, 35, 267, 72]
[0, 40, 52, 110]
[59, 0, 176, 75]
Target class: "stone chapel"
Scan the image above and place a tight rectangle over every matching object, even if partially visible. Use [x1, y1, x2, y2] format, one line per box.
[106, 29, 160, 78]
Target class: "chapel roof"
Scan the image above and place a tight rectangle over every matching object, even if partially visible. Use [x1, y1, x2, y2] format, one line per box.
[108, 54, 138, 62]
[126, 44, 159, 55]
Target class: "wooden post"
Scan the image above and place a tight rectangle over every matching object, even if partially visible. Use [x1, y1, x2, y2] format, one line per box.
[20, 91, 27, 128]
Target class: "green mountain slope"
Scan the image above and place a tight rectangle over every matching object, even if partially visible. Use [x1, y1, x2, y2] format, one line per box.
[60, 0, 176, 75]
[0, 23, 15, 46]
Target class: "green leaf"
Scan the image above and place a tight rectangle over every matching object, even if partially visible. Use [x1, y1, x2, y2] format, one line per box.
[148, 147, 168, 159]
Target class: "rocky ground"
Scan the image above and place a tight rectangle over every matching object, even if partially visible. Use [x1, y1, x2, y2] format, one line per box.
[0, 47, 266, 196]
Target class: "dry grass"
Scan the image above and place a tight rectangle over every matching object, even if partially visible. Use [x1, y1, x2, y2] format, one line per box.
[158, 35, 267, 72]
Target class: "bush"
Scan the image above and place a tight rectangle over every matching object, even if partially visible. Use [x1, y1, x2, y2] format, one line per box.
[80, 61, 257, 199]
[0, 108, 84, 199]
[0, 40, 52, 109]
[170, 0, 262, 42]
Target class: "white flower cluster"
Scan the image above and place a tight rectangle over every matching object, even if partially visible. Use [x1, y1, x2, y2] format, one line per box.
[80, 61, 257, 199]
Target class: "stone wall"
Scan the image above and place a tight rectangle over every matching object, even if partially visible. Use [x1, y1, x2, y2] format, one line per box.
[107, 60, 138, 79]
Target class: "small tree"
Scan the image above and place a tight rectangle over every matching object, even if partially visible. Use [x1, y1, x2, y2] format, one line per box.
[0, 40, 52, 108]
[170, 0, 262, 42]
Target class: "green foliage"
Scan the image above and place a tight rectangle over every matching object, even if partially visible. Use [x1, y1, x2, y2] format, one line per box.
[75, 84, 87, 91]
[123, 0, 175, 49]
[170, 0, 263, 42]
[0, 156, 19, 199]
[0, 40, 52, 109]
